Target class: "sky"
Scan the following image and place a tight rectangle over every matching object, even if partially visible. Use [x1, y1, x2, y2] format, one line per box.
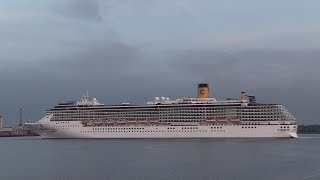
[0, 0, 320, 126]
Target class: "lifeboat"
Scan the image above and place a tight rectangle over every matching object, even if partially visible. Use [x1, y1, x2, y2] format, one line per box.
[229, 118, 241, 121]
[116, 121, 126, 124]
[205, 117, 216, 122]
[149, 119, 159, 123]
[138, 119, 148, 123]
[216, 118, 228, 122]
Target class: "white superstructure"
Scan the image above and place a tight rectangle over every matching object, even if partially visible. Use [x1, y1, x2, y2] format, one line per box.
[25, 84, 298, 138]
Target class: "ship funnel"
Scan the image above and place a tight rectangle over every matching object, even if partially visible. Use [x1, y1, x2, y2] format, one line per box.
[198, 83, 209, 98]
[241, 91, 247, 102]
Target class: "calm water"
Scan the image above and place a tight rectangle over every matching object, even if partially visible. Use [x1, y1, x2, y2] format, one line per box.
[0, 135, 320, 180]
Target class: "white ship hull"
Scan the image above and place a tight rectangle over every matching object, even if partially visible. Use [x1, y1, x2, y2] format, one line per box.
[26, 120, 298, 139]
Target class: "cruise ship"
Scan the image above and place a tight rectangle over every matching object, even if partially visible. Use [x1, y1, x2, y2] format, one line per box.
[25, 84, 298, 138]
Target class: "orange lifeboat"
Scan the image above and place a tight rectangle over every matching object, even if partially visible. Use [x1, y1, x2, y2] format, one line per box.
[149, 118, 159, 123]
[205, 117, 216, 122]
[138, 119, 148, 123]
[216, 118, 228, 122]
[229, 118, 241, 122]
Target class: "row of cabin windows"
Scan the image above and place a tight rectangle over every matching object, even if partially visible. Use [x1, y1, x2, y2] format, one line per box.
[181, 127, 198, 129]
[80, 130, 225, 133]
[211, 127, 223, 129]
[54, 125, 79, 128]
[52, 109, 283, 115]
[93, 127, 145, 130]
[52, 117, 286, 122]
[242, 127, 257, 129]
[52, 106, 284, 113]
[89, 126, 225, 131]
[53, 107, 240, 112]
[51, 108, 243, 113]
[242, 109, 281, 112]
[243, 123, 261, 125]
[53, 114, 241, 119]
[52, 111, 241, 116]
[242, 112, 283, 115]
[78, 128, 276, 133]
[241, 116, 285, 118]
[80, 130, 211, 133]
[280, 126, 290, 129]
[52, 117, 233, 121]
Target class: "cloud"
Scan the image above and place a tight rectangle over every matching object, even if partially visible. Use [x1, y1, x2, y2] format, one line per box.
[169, 49, 320, 80]
[54, 0, 102, 21]
[49, 42, 141, 74]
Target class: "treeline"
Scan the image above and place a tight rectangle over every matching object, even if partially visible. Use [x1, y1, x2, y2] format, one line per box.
[298, 125, 320, 134]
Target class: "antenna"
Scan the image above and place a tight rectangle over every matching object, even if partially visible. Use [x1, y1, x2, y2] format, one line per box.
[19, 108, 22, 127]
[82, 90, 89, 103]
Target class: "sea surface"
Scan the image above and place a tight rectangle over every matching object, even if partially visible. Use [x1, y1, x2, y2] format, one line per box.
[0, 135, 320, 180]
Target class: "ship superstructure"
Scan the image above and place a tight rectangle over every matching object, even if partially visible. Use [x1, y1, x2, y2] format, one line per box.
[25, 84, 298, 138]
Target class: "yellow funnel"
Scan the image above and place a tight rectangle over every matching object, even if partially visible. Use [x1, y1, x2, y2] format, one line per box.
[241, 91, 247, 102]
[198, 83, 209, 98]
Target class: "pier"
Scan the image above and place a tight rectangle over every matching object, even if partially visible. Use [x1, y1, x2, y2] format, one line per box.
[0, 115, 38, 137]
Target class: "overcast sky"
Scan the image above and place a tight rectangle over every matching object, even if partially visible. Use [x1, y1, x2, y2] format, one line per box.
[0, 0, 320, 126]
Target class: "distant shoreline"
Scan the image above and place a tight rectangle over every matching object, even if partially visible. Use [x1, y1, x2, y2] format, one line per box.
[298, 132, 320, 134]
[298, 125, 320, 134]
